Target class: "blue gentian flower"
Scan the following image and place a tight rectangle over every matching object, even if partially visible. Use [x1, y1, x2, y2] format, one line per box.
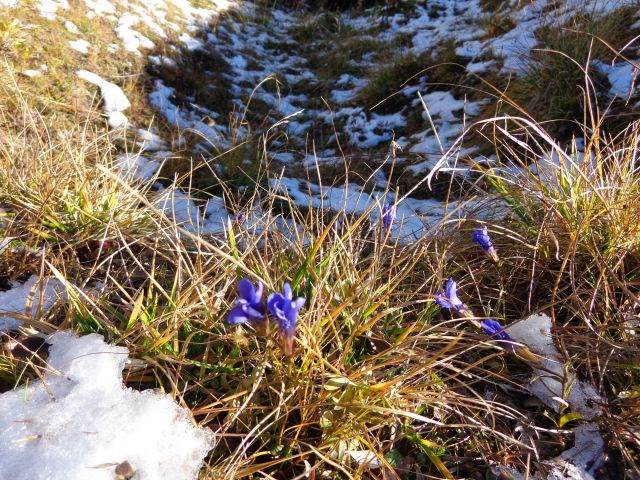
[435, 278, 470, 316]
[227, 279, 266, 329]
[481, 318, 512, 342]
[382, 202, 396, 231]
[268, 283, 305, 356]
[480, 318, 540, 364]
[471, 226, 499, 262]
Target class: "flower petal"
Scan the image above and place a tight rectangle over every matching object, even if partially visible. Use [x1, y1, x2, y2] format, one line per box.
[242, 304, 264, 320]
[268, 292, 286, 320]
[254, 282, 264, 303]
[227, 306, 250, 324]
[472, 226, 493, 250]
[445, 278, 457, 301]
[283, 282, 293, 300]
[481, 318, 512, 342]
[435, 292, 453, 310]
[291, 297, 306, 312]
[237, 278, 256, 303]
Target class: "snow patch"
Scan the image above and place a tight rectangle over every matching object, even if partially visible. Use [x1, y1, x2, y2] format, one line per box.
[64, 20, 80, 34]
[82, 0, 116, 15]
[116, 13, 155, 54]
[38, 0, 68, 19]
[506, 314, 603, 419]
[0, 331, 213, 480]
[547, 424, 605, 480]
[0, 276, 67, 332]
[115, 153, 161, 182]
[135, 128, 168, 151]
[69, 39, 91, 54]
[22, 69, 42, 77]
[77, 70, 130, 128]
[593, 59, 638, 99]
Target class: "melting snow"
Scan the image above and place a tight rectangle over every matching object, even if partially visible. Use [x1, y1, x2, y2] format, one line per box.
[593, 60, 638, 99]
[269, 175, 488, 243]
[0, 331, 213, 480]
[64, 20, 80, 34]
[69, 39, 91, 54]
[547, 424, 605, 480]
[506, 314, 603, 419]
[38, 0, 68, 19]
[0, 276, 67, 333]
[116, 13, 155, 54]
[22, 69, 42, 77]
[77, 70, 131, 128]
[115, 153, 162, 182]
[505, 315, 605, 478]
[82, 0, 116, 16]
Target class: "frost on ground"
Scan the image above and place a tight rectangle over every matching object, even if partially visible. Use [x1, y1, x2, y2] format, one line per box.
[0, 332, 213, 480]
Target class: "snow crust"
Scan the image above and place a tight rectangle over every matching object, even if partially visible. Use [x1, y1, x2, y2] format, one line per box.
[0, 332, 213, 480]
[269, 176, 500, 243]
[501, 424, 605, 480]
[154, 188, 230, 234]
[64, 19, 80, 34]
[115, 153, 162, 182]
[549, 424, 604, 480]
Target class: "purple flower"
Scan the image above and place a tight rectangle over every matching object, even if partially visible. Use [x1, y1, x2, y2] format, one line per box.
[227, 279, 266, 328]
[382, 202, 396, 230]
[435, 278, 469, 315]
[268, 283, 305, 356]
[481, 318, 512, 342]
[471, 226, 499, 262]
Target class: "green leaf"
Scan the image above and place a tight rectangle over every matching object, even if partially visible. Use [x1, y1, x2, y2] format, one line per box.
[227, 217, 239, 261]
[406, 432, 453, 479]
[559, 412, 582, 427]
